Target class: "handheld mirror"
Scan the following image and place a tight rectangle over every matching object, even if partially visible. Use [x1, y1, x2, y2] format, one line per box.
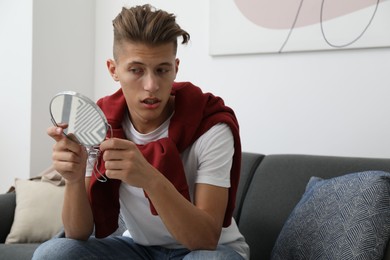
[49, 91, 111, 182]
[49, 91, 110, 147]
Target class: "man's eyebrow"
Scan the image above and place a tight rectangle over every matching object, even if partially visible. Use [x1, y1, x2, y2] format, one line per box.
[126, 61, 173, 66]
[158, 62, 173, 67]
[127, 61, 144, 66]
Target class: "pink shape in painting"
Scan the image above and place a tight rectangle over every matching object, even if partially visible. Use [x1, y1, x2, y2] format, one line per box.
[234, 0, 384, 29]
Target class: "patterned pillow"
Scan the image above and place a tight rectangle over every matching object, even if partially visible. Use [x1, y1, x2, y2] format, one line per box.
[271, 171, 390, 260]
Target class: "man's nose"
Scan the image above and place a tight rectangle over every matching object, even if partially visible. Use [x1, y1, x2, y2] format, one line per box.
[144, 73, 159, 93]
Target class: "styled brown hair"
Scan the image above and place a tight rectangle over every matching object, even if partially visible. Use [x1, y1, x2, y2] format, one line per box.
[112, 4, 190, 59]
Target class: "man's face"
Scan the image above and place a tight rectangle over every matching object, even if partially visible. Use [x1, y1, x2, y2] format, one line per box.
[107, 41, 179, 133]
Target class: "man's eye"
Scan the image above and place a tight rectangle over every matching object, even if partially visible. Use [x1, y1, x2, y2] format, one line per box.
[157, 68, 169, 74]
[130, 68, 143, 74]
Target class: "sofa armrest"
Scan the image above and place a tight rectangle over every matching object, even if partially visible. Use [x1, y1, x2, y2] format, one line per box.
[384, 244, 390, 260]
[0, 192, 16, 243]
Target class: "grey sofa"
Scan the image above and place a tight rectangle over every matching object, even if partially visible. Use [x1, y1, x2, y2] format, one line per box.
[2, 152, 390, 259]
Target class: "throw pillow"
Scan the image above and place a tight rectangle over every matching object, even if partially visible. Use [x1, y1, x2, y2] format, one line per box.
[5, 178, 65, 244]
[271, 171, 390, 260]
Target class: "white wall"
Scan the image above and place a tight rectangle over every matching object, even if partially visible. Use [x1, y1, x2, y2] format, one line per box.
[94, 1, 390, 159]
[0, 0, 32, 193]
[0, 0, 95, 193]
[30, 0, 95, 178]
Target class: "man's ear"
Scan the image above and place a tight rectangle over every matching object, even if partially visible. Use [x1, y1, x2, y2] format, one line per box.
[107, 59, 119, 81]
[175, 58, 180, 76]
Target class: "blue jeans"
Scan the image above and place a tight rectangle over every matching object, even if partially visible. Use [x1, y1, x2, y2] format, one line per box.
[32, 236, 244, 260]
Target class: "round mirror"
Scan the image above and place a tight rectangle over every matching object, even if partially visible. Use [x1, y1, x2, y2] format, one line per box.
[49, 91, 109, 147]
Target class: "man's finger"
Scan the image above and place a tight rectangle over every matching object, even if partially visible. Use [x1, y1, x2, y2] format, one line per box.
[47, 126, 66, 142]
[100, 138, 134, 151]
[66, 133, 81, 144]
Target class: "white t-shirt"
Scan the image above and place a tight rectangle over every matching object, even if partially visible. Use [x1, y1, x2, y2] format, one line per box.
[86, 112, 249, 259]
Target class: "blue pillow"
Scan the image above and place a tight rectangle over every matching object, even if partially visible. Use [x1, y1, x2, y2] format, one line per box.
[271, 171, 390, 260]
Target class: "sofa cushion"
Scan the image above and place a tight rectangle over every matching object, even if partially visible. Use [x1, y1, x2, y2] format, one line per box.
[0, 243, 40, 260]
[5, 179, 64, 244]
[271, 171, 390, 260]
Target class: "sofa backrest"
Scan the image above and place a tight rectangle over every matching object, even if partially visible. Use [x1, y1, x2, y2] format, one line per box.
[237, 153, 390, 260]
[233, 152, 264, 223]
[0, 192, 16, 243]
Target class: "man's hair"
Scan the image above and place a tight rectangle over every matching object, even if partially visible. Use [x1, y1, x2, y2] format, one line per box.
[112, 4, 190, 59]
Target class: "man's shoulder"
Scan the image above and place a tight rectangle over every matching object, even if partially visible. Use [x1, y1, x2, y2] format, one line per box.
[97, 88, 124, 106]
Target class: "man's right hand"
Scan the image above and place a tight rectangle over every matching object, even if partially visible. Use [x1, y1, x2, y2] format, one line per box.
[47, 125, 88, 184]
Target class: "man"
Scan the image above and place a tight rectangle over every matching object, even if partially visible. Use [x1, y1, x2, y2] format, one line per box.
[33, 4, 249, 259]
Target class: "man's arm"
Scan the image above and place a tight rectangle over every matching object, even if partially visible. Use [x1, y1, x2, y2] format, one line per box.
[47, 126, 94, 240]
[61, 177, 94, 240]
[100, 124, 234, 250]
[145, 178, 228, 250]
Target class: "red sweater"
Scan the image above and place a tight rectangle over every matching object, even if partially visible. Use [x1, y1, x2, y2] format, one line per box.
[88, 82, 242, 238]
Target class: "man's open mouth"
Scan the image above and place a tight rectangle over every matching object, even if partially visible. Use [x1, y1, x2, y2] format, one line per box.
[143, 98, 160, 105]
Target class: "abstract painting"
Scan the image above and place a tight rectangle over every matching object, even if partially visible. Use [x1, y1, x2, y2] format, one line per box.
[210, 0, 390, 55]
